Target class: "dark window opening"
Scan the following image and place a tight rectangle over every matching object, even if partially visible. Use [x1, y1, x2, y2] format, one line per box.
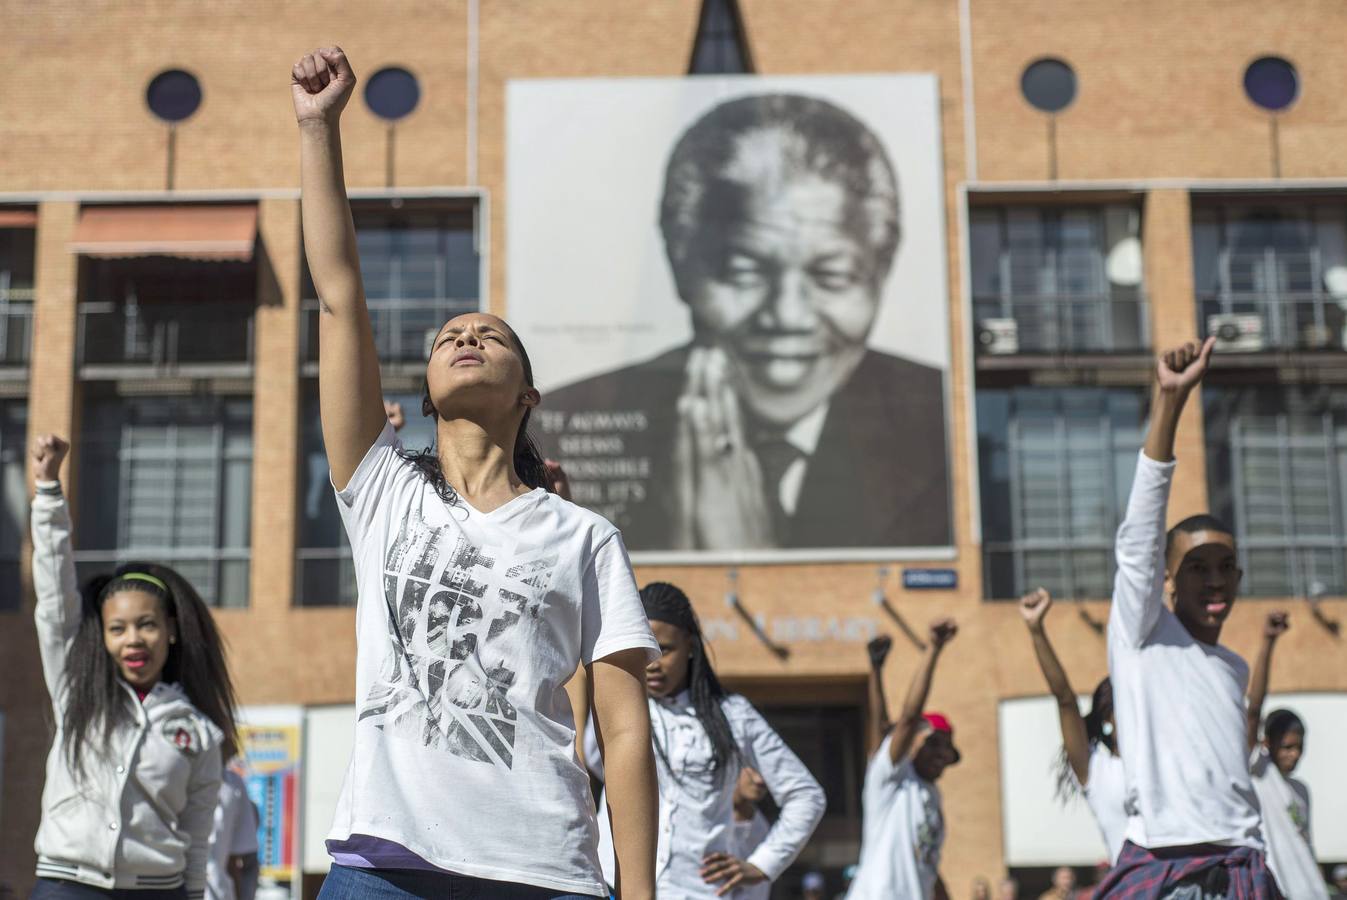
[689, 0, 754, 75]
[79, 255, 256, 368]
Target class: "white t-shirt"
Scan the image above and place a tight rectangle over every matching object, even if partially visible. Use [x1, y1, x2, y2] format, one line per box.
[846, 735, 944, 900]
[731, 813, 772, 900]
[326, 423, 658, 896]
[1250, 746, 1328, 900]
[1108, 452, 1263, 850]
[206, 769, 259, 900]
[1081, 744, 1129, 864]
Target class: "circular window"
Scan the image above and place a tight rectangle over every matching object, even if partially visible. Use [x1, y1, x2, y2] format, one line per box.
[365, 67, 421, 121]
[146, 69, 203, 122]
[1244, 56, 1298, 111]
[1020, 58, 1077, 113]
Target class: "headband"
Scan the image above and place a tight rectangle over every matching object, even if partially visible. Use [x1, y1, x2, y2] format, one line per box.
[115, 572, 170, 593]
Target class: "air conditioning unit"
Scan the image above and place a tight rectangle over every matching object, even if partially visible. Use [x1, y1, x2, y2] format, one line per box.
[1207, 314, 1265, 352]
[976, 318, 1019, 355]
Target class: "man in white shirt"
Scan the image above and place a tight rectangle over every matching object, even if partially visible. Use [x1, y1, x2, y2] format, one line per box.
[847, 619, 959, 900]
[205, 767, 259, 900]
[1094, 338, 1281, 898]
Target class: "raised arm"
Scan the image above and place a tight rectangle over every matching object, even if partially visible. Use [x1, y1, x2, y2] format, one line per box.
[590, 648, 657, 900]
[1111, 338, 1215, 647]
[1246, 610, 1288, 751]
[888, 619, 957, 765]
[30, 435, 80, 704]
[1019, 589, 1090, 785]
[866, 635, 893, 754]
[292, 47, 387, 487]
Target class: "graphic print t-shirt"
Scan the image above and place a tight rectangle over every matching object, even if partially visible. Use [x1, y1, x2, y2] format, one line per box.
[326, 423, 658, 896]
[846, 736, 944, 900]
[1250, 746, 1329, 900]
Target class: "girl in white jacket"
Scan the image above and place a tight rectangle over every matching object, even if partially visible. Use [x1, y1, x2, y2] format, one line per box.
[30, 434, 239, 900]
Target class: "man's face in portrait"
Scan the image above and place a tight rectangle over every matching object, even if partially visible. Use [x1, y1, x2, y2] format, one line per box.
[675, 166, 888, 428]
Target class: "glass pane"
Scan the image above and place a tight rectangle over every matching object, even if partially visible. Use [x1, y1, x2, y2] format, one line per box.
[218, 559, 251, 609]
[0, 399, 27, 611]
[969, 210, 1003, 300]
[980, 387, 1147, 599]
[77, 390, 253, 607]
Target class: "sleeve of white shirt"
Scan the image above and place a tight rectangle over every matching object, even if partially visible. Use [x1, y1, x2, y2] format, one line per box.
[579, 530, 659, 666]
[30, 485, 83, 707]
[332, 422, 407, 545]
[733, 698, 826, 882]
[184, 745, 225, 900]
[1109, 451, 1177, 648]
[227, 771, 260, 855]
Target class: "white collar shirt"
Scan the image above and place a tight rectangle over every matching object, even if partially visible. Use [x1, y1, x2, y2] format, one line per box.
[597, 691, 825, 899]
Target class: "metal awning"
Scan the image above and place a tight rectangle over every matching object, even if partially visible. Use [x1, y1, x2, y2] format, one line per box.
[0, 209, 38, 228]
[70, 204, 257, 261]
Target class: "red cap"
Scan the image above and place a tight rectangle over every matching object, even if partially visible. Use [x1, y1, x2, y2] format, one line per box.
[922, 712, 953, 734]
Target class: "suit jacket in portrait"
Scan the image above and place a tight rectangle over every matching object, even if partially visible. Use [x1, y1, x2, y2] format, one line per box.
[537, 343, 952, 553]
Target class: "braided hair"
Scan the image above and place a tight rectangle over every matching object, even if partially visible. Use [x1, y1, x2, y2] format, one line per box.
[641, 582, 739, 784]
[1055, 677, 1114, 801]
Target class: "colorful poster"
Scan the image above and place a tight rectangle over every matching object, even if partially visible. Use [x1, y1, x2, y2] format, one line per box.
[238, 712, 302, 883]
[507, 74, 953, 563]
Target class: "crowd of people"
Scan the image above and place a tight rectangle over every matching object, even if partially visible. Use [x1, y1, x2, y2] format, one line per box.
[17, 45, 1341, 900]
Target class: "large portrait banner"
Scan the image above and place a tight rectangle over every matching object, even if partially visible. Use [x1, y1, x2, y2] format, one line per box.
[507, 74, 953, 563]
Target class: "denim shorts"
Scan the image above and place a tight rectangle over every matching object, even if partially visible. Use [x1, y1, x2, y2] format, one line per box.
[316, 864, 597, 900]
[30, 880, 186, 900]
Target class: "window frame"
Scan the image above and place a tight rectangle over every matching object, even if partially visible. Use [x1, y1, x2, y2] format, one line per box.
[970, 202, 1149, 356]
[74, 390, 254, 609]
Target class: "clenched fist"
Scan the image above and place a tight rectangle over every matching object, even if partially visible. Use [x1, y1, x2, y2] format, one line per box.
[31, 434, 70, 483]
[291, 47, 357, 125]
[929, 617, 958, 649]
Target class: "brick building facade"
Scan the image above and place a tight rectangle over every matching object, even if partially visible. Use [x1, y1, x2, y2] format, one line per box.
[2, 1, 1346, 894]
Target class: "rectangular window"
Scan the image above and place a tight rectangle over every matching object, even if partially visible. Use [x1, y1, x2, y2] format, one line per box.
[1193, 201, 1347, 352]
[979, 387, 1147, 599]
[295, 384, 435, 606]
[1206, 384, 1347, 596]
[0, 399, 28, 611]
[78, 256, 256, 368]
[0, 223, 36, 367]
[301, 202, 480, 365]
[971, 204, 1146, 354]
[76, 389, 253, 607]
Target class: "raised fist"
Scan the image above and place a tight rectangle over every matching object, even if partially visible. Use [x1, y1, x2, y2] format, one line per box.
[32, 434, 70, 483]
[1157, 337, 1215, 395]
[866, 635, 892, 668]
[1018, 587, 1052, 631]
[929, 617, 958, 648]
[291, 47, 357, 125]
[1264, 610, 1289, 640]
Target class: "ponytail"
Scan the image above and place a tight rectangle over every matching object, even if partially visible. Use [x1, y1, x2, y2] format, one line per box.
[1054, 677, 1113, 801]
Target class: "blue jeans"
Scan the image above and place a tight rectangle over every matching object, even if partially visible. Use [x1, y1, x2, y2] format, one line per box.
[30, 880, 186, 900]
[317, 864, 597, 900]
